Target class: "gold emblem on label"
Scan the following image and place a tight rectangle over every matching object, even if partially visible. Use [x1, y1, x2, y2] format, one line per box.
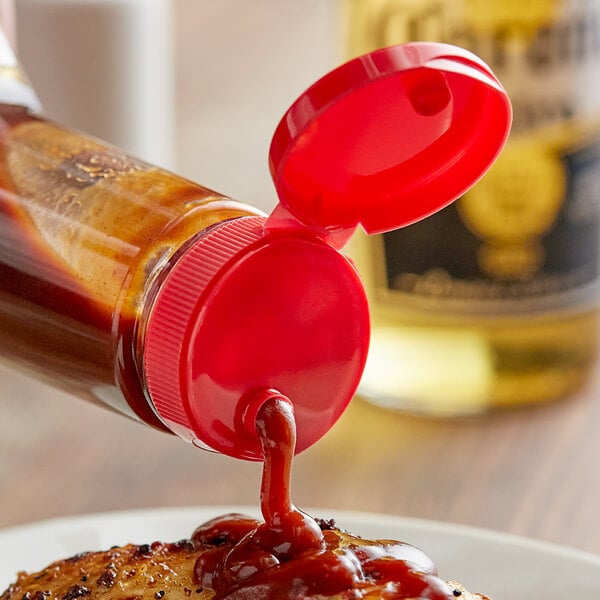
[458, 139, 566, 280]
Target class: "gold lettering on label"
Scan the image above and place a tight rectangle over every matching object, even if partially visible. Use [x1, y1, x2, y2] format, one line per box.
[393, 266, 594, 302]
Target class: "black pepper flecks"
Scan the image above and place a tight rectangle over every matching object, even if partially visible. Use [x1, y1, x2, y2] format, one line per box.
[96, 564, 117, 589]
[315, 518, 336, 531]
[65, 554, 89, 564]
[134, 544, 152, 558]
[172, 540, 195, 553]
[61, 586, 90, 600]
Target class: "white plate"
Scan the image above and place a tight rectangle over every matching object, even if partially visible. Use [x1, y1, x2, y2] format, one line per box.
[1, 506, 599, 598]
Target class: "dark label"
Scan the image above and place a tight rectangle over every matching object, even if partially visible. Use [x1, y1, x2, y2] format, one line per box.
[348, 0, 600, 314]
[381, 139, 600, 313]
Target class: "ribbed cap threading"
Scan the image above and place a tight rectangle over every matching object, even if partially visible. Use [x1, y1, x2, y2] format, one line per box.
[143, 216, 266, 441]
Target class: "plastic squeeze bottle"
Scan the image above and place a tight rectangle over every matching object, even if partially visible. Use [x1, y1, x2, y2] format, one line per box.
[0, 31, 511, 459]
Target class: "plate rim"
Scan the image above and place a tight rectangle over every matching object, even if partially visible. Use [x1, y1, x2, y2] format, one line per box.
[1, 504, 599, 566]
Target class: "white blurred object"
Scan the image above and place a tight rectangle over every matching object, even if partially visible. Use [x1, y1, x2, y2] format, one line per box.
[15, 0, 175, 168]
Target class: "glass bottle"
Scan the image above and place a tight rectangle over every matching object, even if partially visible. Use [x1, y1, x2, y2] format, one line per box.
[344, 0, 600, 415]
[0, 28, 510, 455]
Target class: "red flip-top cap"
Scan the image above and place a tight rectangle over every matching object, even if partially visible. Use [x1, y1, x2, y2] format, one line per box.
[143, 217, 370, 460]
[143, 42, 511, 460]
[268, 42, 512, 244]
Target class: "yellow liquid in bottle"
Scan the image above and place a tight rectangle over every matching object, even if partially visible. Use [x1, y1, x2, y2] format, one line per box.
[348, 232, 598, 415]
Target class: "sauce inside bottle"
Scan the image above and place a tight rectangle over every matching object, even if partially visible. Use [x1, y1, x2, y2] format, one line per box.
[0, 102, 370, 458]
[192, 394, 456, 599]
[0, 104, 262, 427]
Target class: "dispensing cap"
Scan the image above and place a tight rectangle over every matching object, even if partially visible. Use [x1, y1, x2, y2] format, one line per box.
[268, 42, 512, 245]
[144, 217, 370, 460]
[143, 42, 511, 460]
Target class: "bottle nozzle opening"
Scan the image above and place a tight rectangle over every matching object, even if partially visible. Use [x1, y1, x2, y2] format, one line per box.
[239, 388, 294, 441]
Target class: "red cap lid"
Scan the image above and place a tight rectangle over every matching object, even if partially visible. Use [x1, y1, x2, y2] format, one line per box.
[144, 217, 370, 460]
[268, 42, 512, 244]
[143, 42, 511, 460]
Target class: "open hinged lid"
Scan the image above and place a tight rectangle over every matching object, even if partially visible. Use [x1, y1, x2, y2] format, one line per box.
[268, 42, 512, 246]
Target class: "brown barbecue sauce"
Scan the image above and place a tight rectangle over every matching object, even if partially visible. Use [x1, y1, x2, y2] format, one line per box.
[0, 104, 262, 427]
[192, 396, 455, 599]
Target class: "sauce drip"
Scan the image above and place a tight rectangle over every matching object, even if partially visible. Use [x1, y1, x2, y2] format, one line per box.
[192, 394, 455, 599]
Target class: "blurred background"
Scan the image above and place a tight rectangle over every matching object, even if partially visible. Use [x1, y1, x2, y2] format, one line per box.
[14, 0, 341, 211]
[1, 0, 600, 561]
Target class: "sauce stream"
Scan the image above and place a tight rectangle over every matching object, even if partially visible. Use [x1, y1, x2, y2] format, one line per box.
[192, 394, 455, 599]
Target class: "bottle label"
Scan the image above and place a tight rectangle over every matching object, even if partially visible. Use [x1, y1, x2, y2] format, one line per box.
[348, 0, 600, 315]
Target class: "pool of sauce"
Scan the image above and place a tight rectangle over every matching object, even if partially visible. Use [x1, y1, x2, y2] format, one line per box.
[192, 395, 457, 599]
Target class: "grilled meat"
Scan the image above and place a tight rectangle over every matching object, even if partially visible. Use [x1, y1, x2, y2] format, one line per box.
[1, 514, 489, 600]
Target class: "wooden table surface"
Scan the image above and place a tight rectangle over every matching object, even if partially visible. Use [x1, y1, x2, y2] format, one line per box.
[1, 358, 600, 557]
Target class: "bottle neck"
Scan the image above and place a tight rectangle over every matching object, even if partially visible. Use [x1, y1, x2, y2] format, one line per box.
[0, 27, 42, 112]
